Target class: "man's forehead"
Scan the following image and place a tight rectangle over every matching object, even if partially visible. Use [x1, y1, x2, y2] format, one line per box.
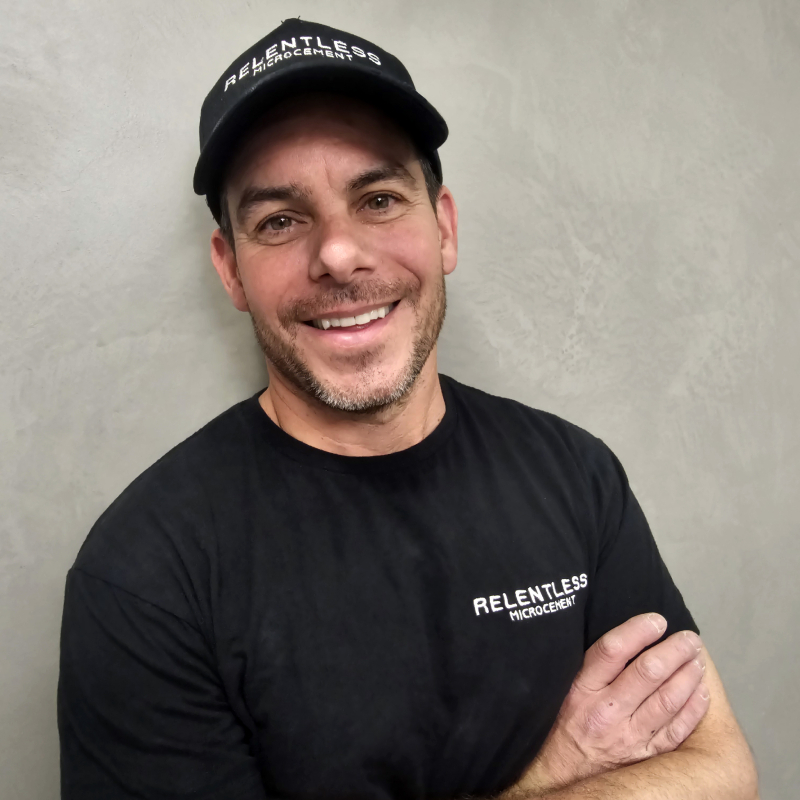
[226, 94, 419, 191]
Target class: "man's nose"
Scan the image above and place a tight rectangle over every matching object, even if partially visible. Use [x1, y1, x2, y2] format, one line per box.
[309, 216, 373, 284]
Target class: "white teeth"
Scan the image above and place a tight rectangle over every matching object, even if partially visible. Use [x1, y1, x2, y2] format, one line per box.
[310, 303, 394, 329]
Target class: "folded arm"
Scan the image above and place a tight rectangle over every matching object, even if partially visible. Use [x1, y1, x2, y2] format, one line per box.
[503, 615, 757, 800]
[522, 655, 755, 799]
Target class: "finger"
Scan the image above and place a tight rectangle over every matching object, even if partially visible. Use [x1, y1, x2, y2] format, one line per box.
[574, 613, 667, 693]
[647, 681, 711, 754]
[631, 651, 705, 738]
[608, 630, 703, 717]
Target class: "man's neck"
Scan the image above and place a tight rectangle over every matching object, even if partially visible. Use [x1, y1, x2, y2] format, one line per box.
[258, 356, 446, 457]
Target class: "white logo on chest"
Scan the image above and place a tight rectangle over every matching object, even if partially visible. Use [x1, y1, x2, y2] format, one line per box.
[473, 573, 588, 622]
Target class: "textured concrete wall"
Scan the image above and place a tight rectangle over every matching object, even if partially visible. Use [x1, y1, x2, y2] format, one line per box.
[2, 1, 798, 797]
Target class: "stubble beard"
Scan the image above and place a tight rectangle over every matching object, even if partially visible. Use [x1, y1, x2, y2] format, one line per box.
[249, 272, 447, 414]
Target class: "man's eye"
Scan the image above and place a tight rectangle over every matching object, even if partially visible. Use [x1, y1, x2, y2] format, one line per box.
[261, 215, 294, 232]
[366, 194, 396, 211]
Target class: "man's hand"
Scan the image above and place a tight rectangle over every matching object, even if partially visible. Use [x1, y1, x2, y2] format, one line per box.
[512, 614, 710, 796]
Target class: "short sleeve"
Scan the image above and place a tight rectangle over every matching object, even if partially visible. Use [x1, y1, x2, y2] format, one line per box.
[582, 446, 698, 649]
[58, 568, 268, 800]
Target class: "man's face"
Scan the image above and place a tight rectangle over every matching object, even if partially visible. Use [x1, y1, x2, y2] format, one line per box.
[212, 95, 458, 413]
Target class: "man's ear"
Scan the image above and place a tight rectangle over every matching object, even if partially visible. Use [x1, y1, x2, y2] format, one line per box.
[210, 228, 249, 312]
[435, 186, 458, 276]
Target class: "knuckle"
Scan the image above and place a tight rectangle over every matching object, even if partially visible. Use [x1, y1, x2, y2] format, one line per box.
[656, 688, 682, 717]
[596, 634, 623, 661]
[664, 719, 688, 748]
[636, 654, 664, 683]
[619, 730, 639, 754]
[613, 734, 648, 766]
[646, 730, 668, 755]
[583, 701, 615, 737]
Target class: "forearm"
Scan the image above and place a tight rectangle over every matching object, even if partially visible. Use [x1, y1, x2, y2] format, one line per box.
[502, 743, 758, 800]
[501, 647, 757, 800]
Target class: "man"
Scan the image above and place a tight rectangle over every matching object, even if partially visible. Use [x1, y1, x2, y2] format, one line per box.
[58, 19, 757, 800]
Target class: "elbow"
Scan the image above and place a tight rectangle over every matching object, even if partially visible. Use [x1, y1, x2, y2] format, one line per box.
[743, 756, 760, 800]
[729, 748, 759, 800]
[730, 739, 759, 800]
[681, 737, 759, 800]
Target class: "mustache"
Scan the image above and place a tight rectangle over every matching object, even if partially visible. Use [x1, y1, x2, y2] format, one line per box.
[279, 278, 417, 325]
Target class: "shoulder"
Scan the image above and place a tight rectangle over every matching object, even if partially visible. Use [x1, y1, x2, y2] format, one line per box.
[71, 393, 268, 622]
[442, 375, 633, 530]
[442, 374, 622, 478]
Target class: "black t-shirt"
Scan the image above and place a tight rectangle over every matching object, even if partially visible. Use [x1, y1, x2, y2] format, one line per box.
[58, 375, 697, 800]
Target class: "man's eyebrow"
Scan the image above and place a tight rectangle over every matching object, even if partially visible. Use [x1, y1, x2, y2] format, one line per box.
[235, 165, 417, 224]
[235, 184, 309, 225]
[346, 164, 418, 193]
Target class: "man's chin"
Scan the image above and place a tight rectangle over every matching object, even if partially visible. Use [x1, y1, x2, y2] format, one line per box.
[282, 366, 420, 415]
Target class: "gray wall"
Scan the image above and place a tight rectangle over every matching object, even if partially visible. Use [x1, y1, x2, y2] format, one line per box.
[2, 1, 798, 797]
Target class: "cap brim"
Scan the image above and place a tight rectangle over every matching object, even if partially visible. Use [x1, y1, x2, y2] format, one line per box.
[193, 61, 448, 197]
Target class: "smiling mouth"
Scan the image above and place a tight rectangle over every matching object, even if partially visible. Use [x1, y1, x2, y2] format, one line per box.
[304, 302, 398, 330]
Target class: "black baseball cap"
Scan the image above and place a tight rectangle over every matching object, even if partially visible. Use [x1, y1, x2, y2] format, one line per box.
[194, 18, 449, 214]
